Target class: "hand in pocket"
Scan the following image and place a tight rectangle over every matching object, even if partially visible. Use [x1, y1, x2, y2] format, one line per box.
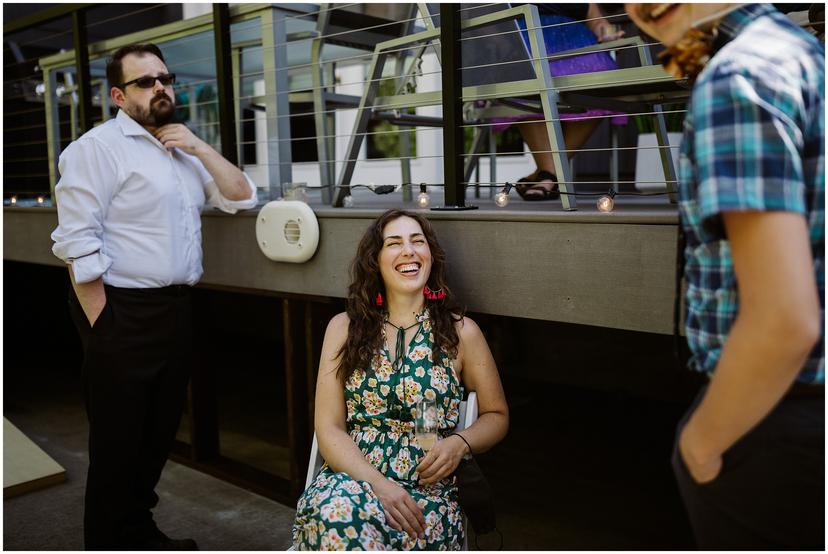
[84, 299, 108, 327]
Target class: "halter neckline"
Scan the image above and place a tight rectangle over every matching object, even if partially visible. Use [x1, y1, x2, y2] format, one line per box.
[383, 309, 429, 370]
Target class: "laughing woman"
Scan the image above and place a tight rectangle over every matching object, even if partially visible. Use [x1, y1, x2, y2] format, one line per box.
[291, 209, 509, 550]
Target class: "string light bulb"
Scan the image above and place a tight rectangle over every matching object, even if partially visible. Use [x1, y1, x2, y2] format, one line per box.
[417, 183, 430, 208]
[10, 195, 17, 205]
[495, 182, 513, 208]
[597, 190, 616, 213]
[343, 195, 354, 208]
[36, 195, 45, 205]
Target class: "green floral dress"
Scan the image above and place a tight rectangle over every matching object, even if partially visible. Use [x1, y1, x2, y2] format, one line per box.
[292, 311, 465, 550]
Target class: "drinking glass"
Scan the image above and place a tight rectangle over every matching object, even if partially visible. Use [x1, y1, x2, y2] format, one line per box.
[415, 398, 439, 452]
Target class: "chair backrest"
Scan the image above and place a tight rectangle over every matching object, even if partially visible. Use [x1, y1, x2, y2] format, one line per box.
[323, 5, 418, 50]
[420, 3, 535, 87]
[304, 391, 479, 489]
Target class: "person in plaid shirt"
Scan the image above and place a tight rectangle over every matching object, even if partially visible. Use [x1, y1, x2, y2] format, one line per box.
[627, 3, 824, 549]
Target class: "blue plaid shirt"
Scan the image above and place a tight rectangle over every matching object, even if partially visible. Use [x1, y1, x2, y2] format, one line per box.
[679, 4, 825, 384]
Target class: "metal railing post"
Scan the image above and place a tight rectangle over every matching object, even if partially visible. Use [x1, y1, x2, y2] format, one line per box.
[72, 8, 93, 134]
[213, 3, 238, 166]
[262, 7, 293, 200]
[434, 3, 476, 211]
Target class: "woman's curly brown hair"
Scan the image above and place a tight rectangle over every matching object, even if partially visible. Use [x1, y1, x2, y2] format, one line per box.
[336, 209, 464, 384]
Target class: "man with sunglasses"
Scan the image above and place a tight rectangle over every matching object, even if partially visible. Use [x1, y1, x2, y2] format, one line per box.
[51, 43, 257, 550]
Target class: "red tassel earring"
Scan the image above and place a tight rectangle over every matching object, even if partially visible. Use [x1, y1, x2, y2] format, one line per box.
[375, 292, 383, 306]
[423, 285, 446, 301]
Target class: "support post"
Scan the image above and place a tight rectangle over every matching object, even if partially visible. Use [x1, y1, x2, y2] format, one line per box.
[72, 9, 93, 134]
[262, 8, 293, 199]
[283, 299, 309, 500]
[213, 3, 238, 165]
[433, 3, 476, 211]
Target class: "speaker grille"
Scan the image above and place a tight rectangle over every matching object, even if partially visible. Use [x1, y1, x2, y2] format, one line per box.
[284, 220, 301, 244]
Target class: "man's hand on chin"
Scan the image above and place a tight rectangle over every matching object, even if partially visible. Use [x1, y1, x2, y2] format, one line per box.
[154, 124, 207, 157]
[679, 419, 724, 485]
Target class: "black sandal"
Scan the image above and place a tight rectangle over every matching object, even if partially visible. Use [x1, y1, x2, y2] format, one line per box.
[514, 170, 559, 201]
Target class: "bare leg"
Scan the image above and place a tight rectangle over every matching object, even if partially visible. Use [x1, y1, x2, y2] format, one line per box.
[516, 118, 602, 198]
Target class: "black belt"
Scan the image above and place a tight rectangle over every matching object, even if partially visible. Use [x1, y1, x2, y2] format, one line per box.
[788, 382, 824, 399]
[104, 284, 191, 297]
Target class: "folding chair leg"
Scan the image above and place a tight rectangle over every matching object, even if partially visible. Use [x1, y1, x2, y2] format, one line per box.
[400, 129, 413, 201]
[463, 126, 487, 185]
[653, 104, 678, 203]
[610, 125, 619, 193]
[488, 128, 496, 197]
[334, 49, 388, 207]
[395, 51, 413, 202]
[523, 5, 576, 210]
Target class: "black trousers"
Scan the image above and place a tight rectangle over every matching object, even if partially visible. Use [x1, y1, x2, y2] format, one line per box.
[68, 284, 193, 550]
[672, 384, 825, 550]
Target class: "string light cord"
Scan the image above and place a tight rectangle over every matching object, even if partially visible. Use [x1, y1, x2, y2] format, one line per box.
[304, 182, 673, 197]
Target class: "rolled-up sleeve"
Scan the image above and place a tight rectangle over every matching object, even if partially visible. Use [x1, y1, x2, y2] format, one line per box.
[692, 68, 806, 224]
[201, 166, 258, 213]
[50, 138, 120, 283]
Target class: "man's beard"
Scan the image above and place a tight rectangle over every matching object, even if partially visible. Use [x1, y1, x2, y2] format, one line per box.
[126, 92, 175, 127]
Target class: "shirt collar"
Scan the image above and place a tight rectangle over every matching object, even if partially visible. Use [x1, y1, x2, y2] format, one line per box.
[713, 4, 776, 54]
[115, 109, 167, 150]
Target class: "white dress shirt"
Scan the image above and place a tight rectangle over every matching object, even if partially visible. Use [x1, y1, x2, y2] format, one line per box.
[51, 110, 257, 288]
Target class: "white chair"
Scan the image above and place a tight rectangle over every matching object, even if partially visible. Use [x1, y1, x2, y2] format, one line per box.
[293, 391, 479, 550]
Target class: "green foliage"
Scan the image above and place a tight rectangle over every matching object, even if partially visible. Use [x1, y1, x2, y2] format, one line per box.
[367, 78, 416, 159]
[633, 103, 687, 134]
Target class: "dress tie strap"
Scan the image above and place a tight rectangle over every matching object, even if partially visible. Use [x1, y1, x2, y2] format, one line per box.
[385, 319, 420, 371]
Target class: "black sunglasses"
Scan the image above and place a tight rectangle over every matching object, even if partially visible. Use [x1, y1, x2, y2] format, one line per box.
[119, 73, 176, 89]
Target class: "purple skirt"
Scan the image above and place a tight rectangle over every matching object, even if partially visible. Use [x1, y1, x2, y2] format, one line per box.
[490, 14, 628, 132]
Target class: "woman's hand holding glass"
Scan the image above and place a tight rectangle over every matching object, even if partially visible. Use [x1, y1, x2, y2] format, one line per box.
[415, 398, 467, 484]
[416, 434, 468, 485]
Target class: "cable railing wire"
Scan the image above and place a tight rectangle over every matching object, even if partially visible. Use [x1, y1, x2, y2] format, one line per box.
[6, 15, 262, 76]
[19, 10, 424, 90]
[3, 121, 51, 133]
[460, 108, 687, 129]
[246, 10, 433, 52]
[3, 4, 172, 69]
[268, 183, 676, 199]
[280, 2, 365, 23]
[3, 5, 688, 196]
[180, 104, 684, 140]
[15, 45, 670, 121]
[3, 156, 51, 163]
[3, 106, 49, 117]
[229, 136, 679, 159]
[457, 40, 663, 73]
[455, 11, 628, 44]
[218, 146, 682, 179]
[4, 3, 168, 55]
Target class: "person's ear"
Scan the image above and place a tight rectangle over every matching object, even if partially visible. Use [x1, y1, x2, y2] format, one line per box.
[111, 86, 125, 108]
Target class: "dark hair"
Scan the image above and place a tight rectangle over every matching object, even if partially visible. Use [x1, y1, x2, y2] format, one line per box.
[336, 209, 463, 384]
[106, 43, 165, 88]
